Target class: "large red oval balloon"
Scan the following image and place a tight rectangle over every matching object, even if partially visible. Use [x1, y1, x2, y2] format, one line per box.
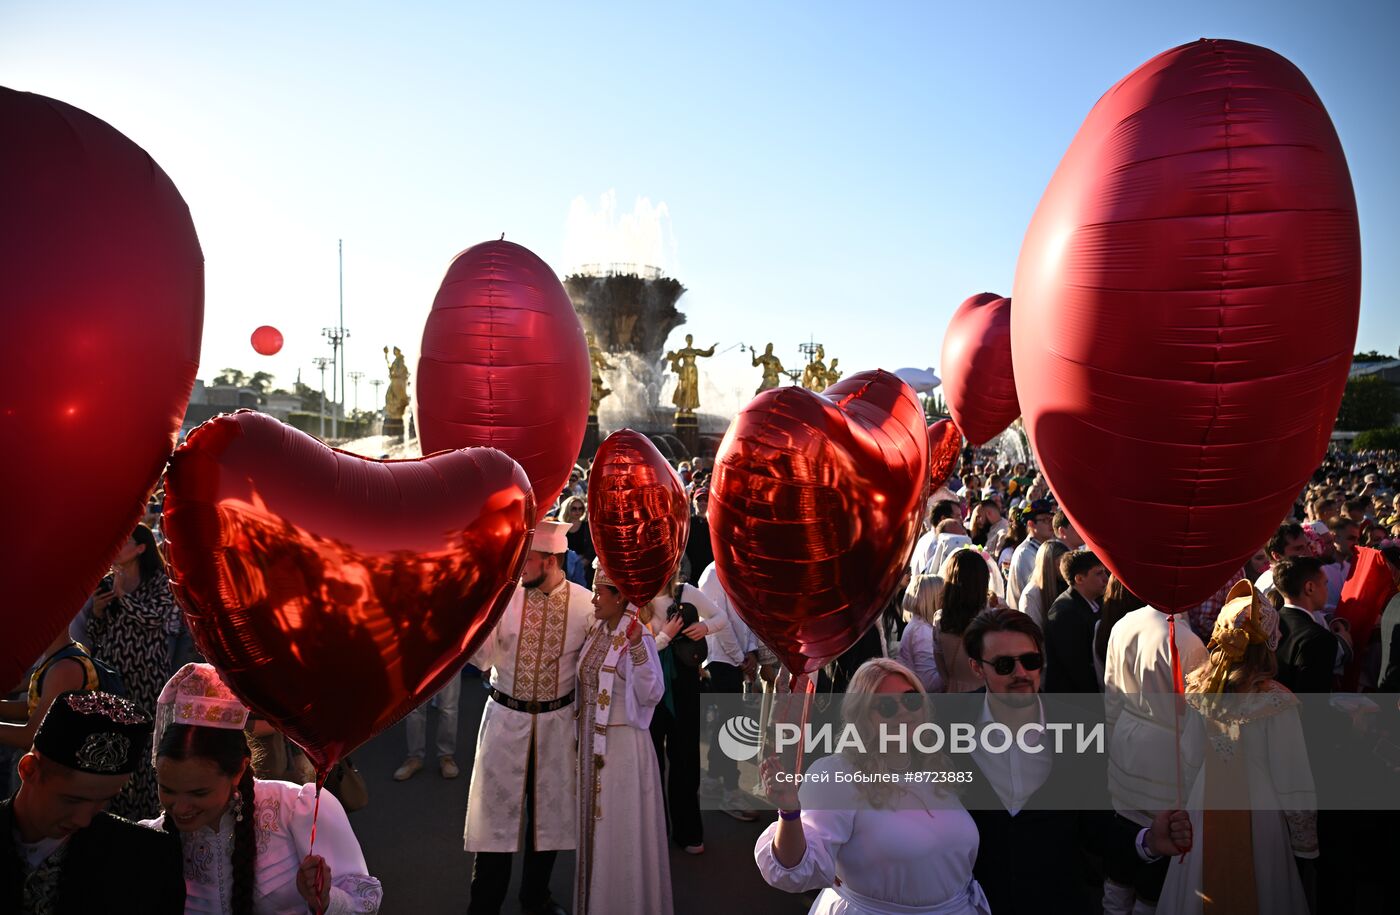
[250, 325, 283, 356]
[0, 88, 203, 688]
[709, 371, 929, 674]
[940, 293, 1018, 446]
[416, 240, 590, 522]
[588, 429, 690, 608]
[163, 411, 534, 772]
[1012, 39, 1360, 613]
[927, 419, 963, 493]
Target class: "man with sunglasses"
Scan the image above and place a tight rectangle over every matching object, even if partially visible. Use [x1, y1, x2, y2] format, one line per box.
[957, 610, 1187, 914]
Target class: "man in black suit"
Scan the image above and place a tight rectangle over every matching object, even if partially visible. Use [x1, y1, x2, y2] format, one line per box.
[1, 691, 184, 914]
[957, 609, 1190, 914]
[1274, 556, 1351, 694]
[1044, 549, 1108, 693]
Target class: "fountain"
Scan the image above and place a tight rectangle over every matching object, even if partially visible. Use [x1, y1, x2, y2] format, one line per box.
[565, 265, 723, 460]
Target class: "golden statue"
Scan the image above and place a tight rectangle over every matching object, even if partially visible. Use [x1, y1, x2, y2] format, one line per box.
[802, 344, 829, 392]
[383, 346, 410, 420]
[752, 343, 786, 394]
[824, 358, 843, 389]
[665, 334, 716, 416]
[587, 331, 616, 416]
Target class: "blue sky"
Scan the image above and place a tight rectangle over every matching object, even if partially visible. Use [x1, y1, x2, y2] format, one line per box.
[4, 1, 1395, 416]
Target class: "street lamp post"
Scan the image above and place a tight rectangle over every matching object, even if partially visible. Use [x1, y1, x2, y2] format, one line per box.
[348, 371, 365, 419]
[312, 357, 332, 440]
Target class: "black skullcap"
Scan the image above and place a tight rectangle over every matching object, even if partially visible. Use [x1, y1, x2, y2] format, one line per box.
[33, 691, 152, 775]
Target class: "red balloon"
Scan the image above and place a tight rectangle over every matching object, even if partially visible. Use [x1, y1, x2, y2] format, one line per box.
[1012, 39, 1360, 612]
[709, 371, 929, 674]
[927, 419, 963, 493]
[0, 88, 203, 688]
[588, 430, 690, 608]
[940, 293, 1018, 446]
[162, 411, 534, 771]
[416, 240, 591, 522]
[250, 325, 283, 356]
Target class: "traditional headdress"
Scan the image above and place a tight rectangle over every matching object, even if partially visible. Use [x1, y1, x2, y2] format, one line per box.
[151, 663, 249, 765]
[532, 519, 571, 555]
[34, 691, 152, 775]
[591, 556, 615, 589]
[1202, 580, 1279, 695]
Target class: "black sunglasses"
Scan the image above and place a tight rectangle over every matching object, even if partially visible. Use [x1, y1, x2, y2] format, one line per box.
[976, 652, 1044, 676]
[872, 691, 923, 717]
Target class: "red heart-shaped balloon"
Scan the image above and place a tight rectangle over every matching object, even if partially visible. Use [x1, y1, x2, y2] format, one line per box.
[163, 411, 534, 771]
[1, 88, 203, 688]
[940, 293, 1018, 446]
[927, 419, 963, 493]
[589, 430, 690, 608]
[416, 240, 591, 522]
[1012, 39, 1360, 612]
[709, 371, 928, 674]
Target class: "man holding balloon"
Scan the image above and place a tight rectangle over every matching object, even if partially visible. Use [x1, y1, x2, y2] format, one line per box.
[463, 521, 595, 915]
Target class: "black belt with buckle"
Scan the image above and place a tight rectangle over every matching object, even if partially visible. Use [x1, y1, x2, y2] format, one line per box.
[488, 687, 574, 714]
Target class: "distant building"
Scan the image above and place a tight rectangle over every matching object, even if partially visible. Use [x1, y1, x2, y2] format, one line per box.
[181, 380, 262, 434]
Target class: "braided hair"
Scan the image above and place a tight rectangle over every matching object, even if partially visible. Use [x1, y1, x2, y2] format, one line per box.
[158, 723, 257, 915]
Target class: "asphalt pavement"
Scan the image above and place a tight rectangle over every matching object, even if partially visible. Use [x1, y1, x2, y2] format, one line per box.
[348, 669, 812, 914]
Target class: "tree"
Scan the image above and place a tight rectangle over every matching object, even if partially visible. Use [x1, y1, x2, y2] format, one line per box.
[1353, 427, 1400, 451]
[213, 367, 248, 387]
[1352, 350, 1391, 363]
[248, 371, 274, 394]
[1337, 375, 1400, 431]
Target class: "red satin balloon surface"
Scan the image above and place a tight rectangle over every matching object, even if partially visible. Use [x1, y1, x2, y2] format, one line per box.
[0, 88, 203, 689]
[1011, 39, 1360, 613]
[162, 411, 534, 771]
[940, 293, 1018, 446]
[927, 419, 963, 493]
[709, 371, 929, 674]
[416, 240, 591, 522]
[251, 325, 284, 356]
[588, 430, 690, 608]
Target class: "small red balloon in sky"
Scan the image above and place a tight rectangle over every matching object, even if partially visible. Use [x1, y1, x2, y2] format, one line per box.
[251, 325, 283, 355]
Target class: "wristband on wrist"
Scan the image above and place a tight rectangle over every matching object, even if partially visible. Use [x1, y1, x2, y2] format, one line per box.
[778, 809, 802, 821]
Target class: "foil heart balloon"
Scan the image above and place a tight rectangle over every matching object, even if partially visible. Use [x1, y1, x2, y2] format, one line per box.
[927, 419, 963, 493]
[416, 239, 591, 522]
[940, 292, 1018, 446]
[588, 430, 690, 608]
[709, 370, 928, 674]
[163, 411, 534, 771]
[1, 88, 203, 688]
[1012, 39, 1360, 612]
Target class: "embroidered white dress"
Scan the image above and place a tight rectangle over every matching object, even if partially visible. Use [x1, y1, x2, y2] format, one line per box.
[464, 579, 595, 852]
[755, 755, 990, 915]
[1156, 684, 1316, 915]
[142, 779, 382, 914]
[573, 619, 671, 915]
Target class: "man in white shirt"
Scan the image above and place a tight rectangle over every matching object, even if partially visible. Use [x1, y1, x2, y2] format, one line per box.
[1052, 508, 1085, 550]
[697, 562, 759, 821]
[908, 500, 962, 577]
[1006, 499, 1055, 608]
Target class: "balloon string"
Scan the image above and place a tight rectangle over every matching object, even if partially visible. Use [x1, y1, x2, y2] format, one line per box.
[1168, 613, 1187, 863]
[310, 771, 326, 915]
[792, 674, 816, 776]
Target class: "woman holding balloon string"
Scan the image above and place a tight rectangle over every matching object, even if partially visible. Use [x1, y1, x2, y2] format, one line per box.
[141, 663, 383, 915]
[573, 560, 672, 915]
[755, 658, 990, 914]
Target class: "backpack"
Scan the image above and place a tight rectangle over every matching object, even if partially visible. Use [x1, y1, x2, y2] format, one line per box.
[34, 642, 128, 700]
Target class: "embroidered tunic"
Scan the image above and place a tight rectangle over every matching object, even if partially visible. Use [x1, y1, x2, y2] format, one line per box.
[142, 779, 382, 914]
[464, 579, 595, 852]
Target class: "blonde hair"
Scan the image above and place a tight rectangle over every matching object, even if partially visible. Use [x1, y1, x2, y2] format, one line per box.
[1029, 540, 1070, 620]
[902, 574, 943, 624]
[559, 495, 586, 520]
[839, 659, 946, 807]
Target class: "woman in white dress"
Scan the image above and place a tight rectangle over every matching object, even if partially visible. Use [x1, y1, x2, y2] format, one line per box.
[1017, 539, 1070, 630]
[141, 664, 382, 915]
[755, 658, 989, 915]
[574, 563, 672, 915]
[896, 574, 944, 693]
[1157, 582, 1316, 915]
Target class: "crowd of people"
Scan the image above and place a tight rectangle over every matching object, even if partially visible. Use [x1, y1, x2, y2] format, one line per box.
[3, 444, 1399, 914]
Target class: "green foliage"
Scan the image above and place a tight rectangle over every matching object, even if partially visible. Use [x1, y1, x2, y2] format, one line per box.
[1352, 350, 1394, 363]
[1353, 427, 1400, 451]
[213, 367, 248, 387]
[1338, 376, 1400, 431]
